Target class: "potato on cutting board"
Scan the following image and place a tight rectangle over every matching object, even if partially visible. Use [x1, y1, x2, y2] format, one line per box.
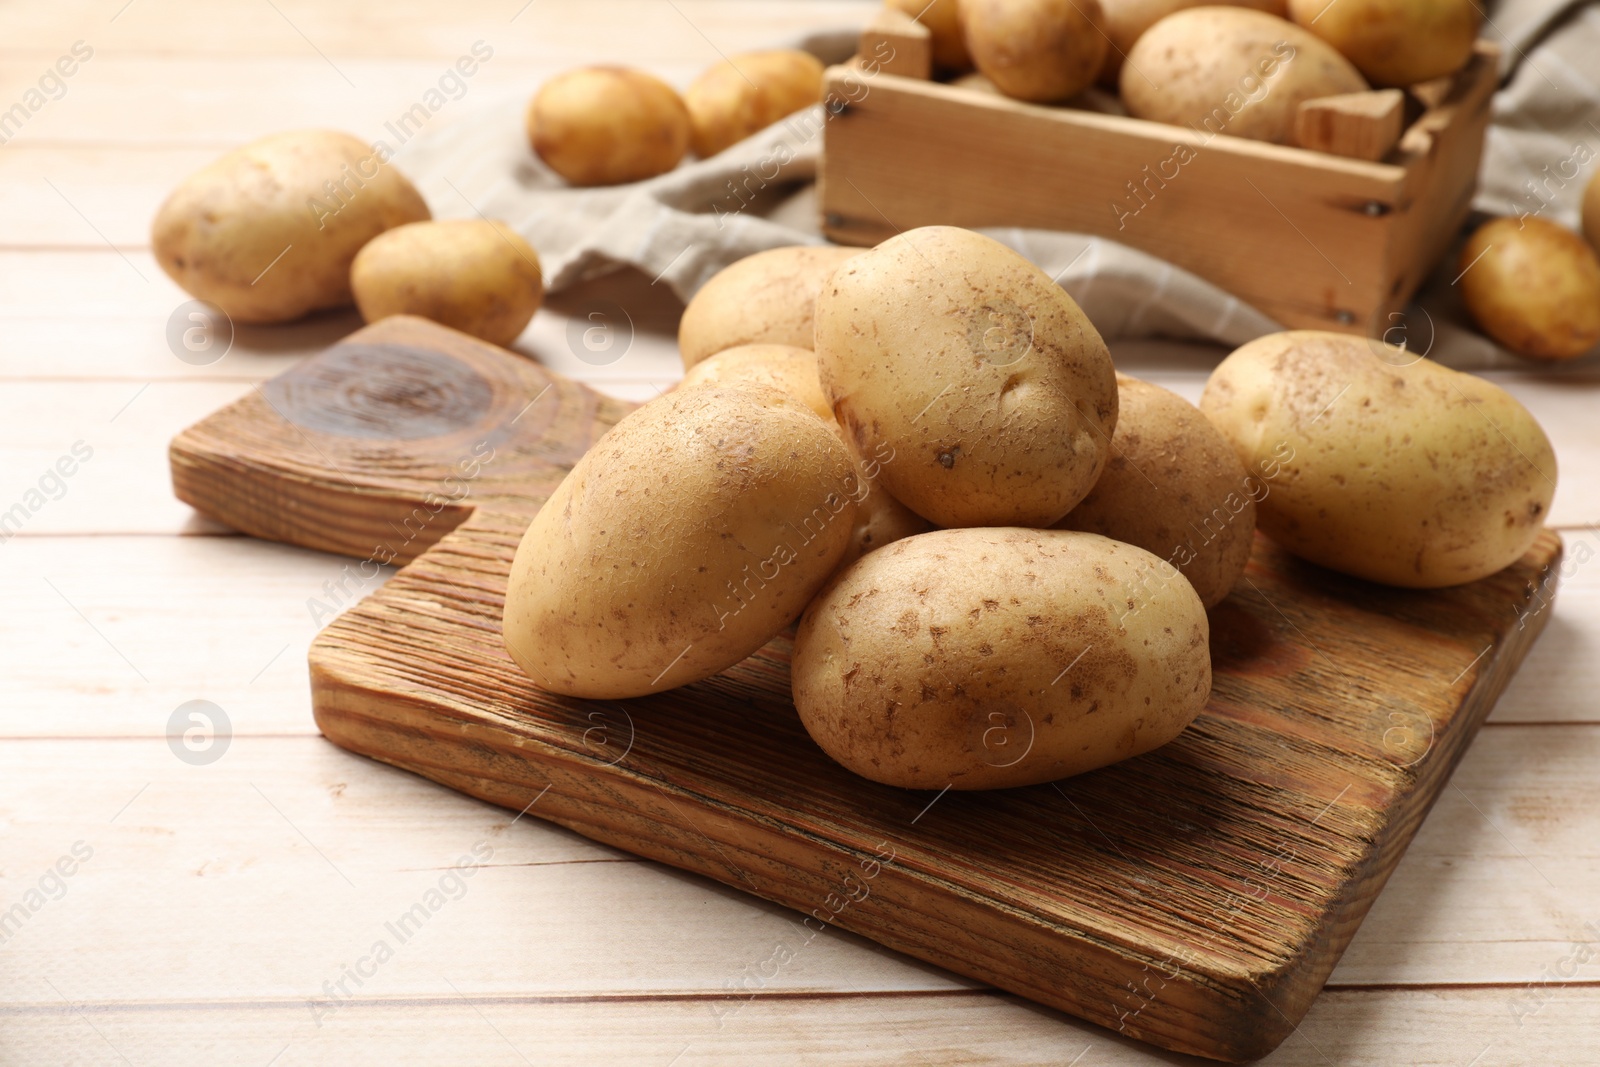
[503, 385, 858, 698]
[676, 344, 934, 565]
[1056, 374, 1256, 608]
[814, 225, 1118, 529]
[151, 129, 430, 323]
[793, 527, 1211, 790]
[1200, 330, 1557, 588]
[678, 245, 860, 368]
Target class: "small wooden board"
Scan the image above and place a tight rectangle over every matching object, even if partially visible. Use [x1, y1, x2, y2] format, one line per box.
[170, 318, 1562, 1062]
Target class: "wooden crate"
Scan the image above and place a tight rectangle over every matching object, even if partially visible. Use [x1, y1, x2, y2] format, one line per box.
[820, 31, 1499, 336]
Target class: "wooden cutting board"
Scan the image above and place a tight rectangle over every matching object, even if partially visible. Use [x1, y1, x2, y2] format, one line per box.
[170, 316, 1563, 1062]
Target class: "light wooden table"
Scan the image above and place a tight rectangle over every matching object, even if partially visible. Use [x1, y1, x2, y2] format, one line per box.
[2, 2, 1596, 1064]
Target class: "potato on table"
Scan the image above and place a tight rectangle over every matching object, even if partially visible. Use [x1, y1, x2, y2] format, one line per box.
[678, 245, 860, 368]
[1121, 8, 1367, 145]
[151, 129, 430, 323]
[1200, 330, 1557, 588]
[350, 219, 543, 348]
[1457, 216, 1600, 362]
[793, 528, 1212, 790]
[504, 385, 859, 698]
[1056, 374, 1256, 608]
[684, 49, 824, 158]
[815, 225, 1118, 529]
[527, 67, 689, 186]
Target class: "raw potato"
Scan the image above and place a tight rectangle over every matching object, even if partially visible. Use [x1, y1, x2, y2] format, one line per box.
[151, 129, 430, 324]
[1456, 216, 1600, 362]
[1287, 0, 1478, 87]
[1097, 0, 1288, 84]
[815, 226, 1118, 529]
[679, 245, 860, 368]
[960, 0, 1110, 103]
[677, 344, 833, 420]
[685, 50, 824, 158]
[793, 528, 1212, 790]
[1121, 8, 1368, 145]
[839, 479, 935, 568]
[504, 385, 859, 698]
[527, 67, 689, 186]
[676, 345, 933, 563]
[1200, 331, 1557, 588]
[1056, 375, 1255, 608]
[886, 0, 973, 72]
[350, 220, 543, 347]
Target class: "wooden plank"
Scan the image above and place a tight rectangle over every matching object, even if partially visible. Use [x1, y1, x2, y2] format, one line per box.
[5, 527, 1597, 738]
[164, 315, 1570, 1060]
[0, 729, 1593, 1006]
[1295, 90, 1405, 162]
[0, 256, 688, 391]
[0, 1, 877, 63]
[0, 144, 221, 249]
[0, 368, 1592, 535]
[2, 986, 1597, 1066]
[0, 737, 974, 1006]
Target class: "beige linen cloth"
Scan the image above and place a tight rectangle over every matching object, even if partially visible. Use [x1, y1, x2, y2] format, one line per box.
[397, 2, 1598, 368]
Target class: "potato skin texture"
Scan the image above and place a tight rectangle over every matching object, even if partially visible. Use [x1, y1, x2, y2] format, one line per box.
[527, 67, 689, 186]
[887, 0, 974, 72]
[677, 344, 833, 420]
[1121, 8, 1367, 144]
[685, 49, 824, 158]
[676, 343, 933, 565]
[1057, 375, 1255, 608]
[960, 0, 1110, 103]
[1097, 0, 1288, 84]
[350, 219, 543, 347]
[151, 129, 430, 324]
[679, 245, 860, 369]
[1457, 216, 1600, 362]
[504, 385, 859, 698]
[815, 226, 1118, 529]
[793, 528, 1212, 790]
[1287, 0, 1478, 87]
[1200, 331, 1557, 588]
